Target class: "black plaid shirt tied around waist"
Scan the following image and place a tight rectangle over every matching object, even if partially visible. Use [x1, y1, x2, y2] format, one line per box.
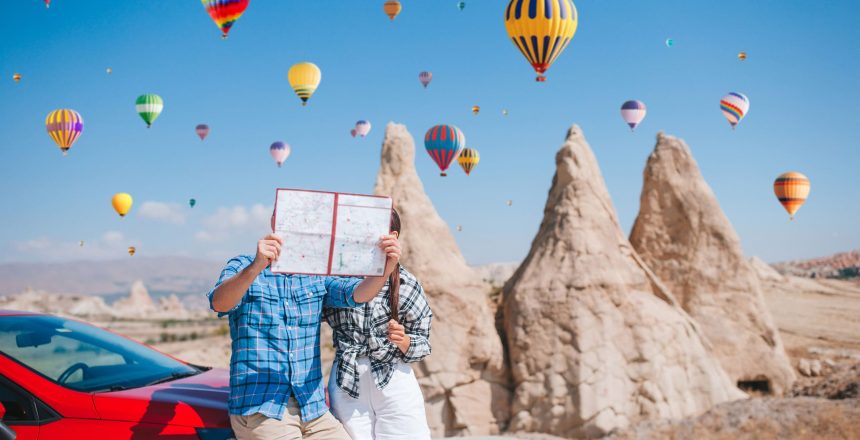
[324, 266, 432, 399]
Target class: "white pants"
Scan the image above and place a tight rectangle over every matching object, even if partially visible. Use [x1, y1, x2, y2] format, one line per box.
[328, 357, 431, 440]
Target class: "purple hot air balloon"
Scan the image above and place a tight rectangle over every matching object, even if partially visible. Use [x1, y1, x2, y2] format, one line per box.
[270, 141, 291, 167]
[195, 124, 210, 140]
[419, 71, 433, 88]
[354, 120, 371, 137]
[620, 100, 647, 131]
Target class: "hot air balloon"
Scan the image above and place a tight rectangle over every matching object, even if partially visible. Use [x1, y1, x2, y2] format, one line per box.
[13, 73, 21, 83]
[44, 0, 50, 8]
[112, 193, 133, 218]
[136, 94, 163, 128]
[270, 141, 291, 167]
[288, 62, 321, 106]
[202, 0, 250, 39]
[128, 246, 136, 256]
[355, 120, 372, 137]
[773, 172, 810, 220]
[106, 67, 112, 74]
[458, 148, 480, 175]
[418, 71, 432, 88]
[506, 200, 513, 206]
[79, 240, 84, 247]
[457, 225, 463, 232]
[457, 2, 466, 11]
[665, 38, 674, 47]
[196, 124, 210, 140]
[350, 129, 357, 138]
[472, 105, 480, 115]
[620, 100, 647, 131]
[383, 0, 401, 21]
[502, 109, 509, 116]
[720, 92, 749, 129]
[46, 109, 84, 156]
[424, 124, 465, 177]
[738, 51, 747, 61]
[189, 198, 197, 208]
[505, 0, 578, 82]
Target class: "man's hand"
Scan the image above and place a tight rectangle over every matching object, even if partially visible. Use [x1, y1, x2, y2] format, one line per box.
[254, 233, 283, 269]
[388, 319, 410, 354]
[379, 234, 401, 277]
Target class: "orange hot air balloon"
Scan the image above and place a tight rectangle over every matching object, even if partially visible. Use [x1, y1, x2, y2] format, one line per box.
[383, 0, 401, 21]
[471, 105, 480, 115]
[128, 246, 136, 256]
[773, 172, 810, 220]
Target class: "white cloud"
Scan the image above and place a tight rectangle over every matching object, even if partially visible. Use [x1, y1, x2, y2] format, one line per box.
[196, 203, 271, 242]
[12, 231, 137, 262]
[138, 201, 187, 224]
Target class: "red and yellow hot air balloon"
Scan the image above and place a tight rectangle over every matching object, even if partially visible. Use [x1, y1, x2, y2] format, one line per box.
[504, 0, 578, 82]
[201, 0, 250, 39]
[383, 0, 402, 21]
[424, 124, 465, 177]
[773, 172, 810, 220]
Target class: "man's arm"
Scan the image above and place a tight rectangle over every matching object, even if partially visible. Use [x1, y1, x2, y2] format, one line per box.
[210, 234, 282, 313]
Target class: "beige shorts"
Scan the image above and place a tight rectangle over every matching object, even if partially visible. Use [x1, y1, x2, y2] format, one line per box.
[230, 398, 350, 440]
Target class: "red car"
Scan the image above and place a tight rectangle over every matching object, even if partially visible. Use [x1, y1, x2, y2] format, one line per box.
[0, 310, 234, 439]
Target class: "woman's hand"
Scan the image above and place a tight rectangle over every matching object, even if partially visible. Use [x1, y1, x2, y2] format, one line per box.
[379, 234, 401, 277]
[388, 319, 410, 354]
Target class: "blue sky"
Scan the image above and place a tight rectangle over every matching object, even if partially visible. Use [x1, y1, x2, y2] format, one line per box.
[1, 0, 858, 266]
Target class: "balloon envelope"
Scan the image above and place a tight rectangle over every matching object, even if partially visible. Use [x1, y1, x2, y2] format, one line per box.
[288, 62, 321, 106]
[128, 246, 136, 256]
[189, 198, 197, 208]
[112, 193, 133, 217]
[773, 172, 810, 219]
[620, 100, 647, 131]
[472, 105, 480, 115]
[424, 125, 465, 177]
[505, 0, 578, 82]
[738, 51, 747, 61]
[457, 2, 465, 11]
[665, 38, 674, 47]
[418, 71, 432, 88]
[383, 0, 401, 20]
[46, 109, 84, 155]
[270, 141, 291, 167]
[136, 94, 163, 128]
[355, 120, 372, 137]
[720, 92, 749, 129]
[202, 0, 249, 38]
[196, 124, 210, 140]
[13, 73, 21, 82]
[458, 148, 480, 175]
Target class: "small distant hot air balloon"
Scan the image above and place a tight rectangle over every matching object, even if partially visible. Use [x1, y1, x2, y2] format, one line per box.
[738, 51, 747, 61]
[354, 120, 372, 137]
[288, 62, 321, 106]
[106, 67, 112, 74]
[418, 71, 432, 88]
[505, 0, 578, 82]
[79, 240, 84, 247]
[506, 200, 513, 206]
[13, 73, 21, 83]
[189, 198, 197, 208]
[457, 225, 463, 232]
[458, 148, 480, 175]
[46, 109, 84, 156]
[773, 172, 810, 220]
[112, 193, 133, 218]
[202, 0, 250, 39]
[424, 124, 465, 177]
[128, 246, 136, 256]
[472, 105, 480, 115]
[270, 141, 291, 167]
[502, 109, 509, 116]
[665, 38, 674, 47]
[457, 2, 466, 11]
[383, 0, 401, 21]
[136, 94, 163, 128]
[720, 92, 749, 129]
[196, 124, 210, 140]
[350, 129, 357, 138]
[620, 100, 647, 131]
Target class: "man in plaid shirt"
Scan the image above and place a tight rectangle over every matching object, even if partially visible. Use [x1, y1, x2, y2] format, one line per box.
[208, 228, 401, 440]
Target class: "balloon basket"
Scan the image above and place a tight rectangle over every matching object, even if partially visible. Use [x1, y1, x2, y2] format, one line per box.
[440, 172, 447, 177]
[221, 34, 228, 40]
[536, 75, 546, 82]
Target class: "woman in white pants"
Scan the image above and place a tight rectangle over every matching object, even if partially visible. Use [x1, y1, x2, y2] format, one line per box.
[324, 209, 433, 440]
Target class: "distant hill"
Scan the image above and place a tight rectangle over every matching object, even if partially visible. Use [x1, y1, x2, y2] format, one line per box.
[773, 249, 860, 280]
[0, 256, 223, 296]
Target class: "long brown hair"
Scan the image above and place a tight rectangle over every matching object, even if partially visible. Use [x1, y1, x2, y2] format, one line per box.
[388, 208, 401, 322]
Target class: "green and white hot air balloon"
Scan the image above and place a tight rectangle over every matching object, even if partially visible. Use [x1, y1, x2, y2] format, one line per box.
[135, 94, 163, 128]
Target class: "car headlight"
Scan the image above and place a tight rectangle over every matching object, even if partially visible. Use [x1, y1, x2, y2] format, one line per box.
[196, 427, 235, 440]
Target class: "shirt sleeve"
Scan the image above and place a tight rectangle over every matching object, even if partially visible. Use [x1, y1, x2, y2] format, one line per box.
[207, 256, 252, 317]
[400, 278, 433, 363]
[323, 276, 363, 309]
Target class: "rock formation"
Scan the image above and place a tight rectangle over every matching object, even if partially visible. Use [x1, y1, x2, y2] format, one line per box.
[502, 125, 743, 438]
[0, 288, 114, 318]
[113, 280, 157, 318]
[374, 123, 510, 437]
[629, 133, 795, 395]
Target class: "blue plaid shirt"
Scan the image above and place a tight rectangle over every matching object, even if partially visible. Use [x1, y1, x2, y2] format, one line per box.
[207, 255, 362, 422]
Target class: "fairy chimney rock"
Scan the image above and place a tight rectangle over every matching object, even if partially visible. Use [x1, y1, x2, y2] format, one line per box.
[629, 132, 795, 394]
[502, 125, 743, 438]
[373, 122, 510, 437]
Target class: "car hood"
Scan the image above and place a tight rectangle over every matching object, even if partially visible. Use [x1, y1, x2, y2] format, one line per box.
[92, 368, 231, 428]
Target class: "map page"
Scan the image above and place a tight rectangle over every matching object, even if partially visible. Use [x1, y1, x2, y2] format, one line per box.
[271, 189, 392, 276]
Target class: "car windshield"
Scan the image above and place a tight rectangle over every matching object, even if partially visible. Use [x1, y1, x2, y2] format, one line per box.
[0, 315, 198, 393]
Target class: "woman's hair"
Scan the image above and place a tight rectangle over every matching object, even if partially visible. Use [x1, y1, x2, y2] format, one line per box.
[388, 208, 401, 322]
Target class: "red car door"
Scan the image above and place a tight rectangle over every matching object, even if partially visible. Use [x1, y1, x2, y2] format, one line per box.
[0, 378, 42, 440]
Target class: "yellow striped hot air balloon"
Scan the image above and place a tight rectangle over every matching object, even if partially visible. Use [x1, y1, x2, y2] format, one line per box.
[505, 0, 578, 82]
[472, 105, 480, 115]
[738, 51, 747, 61]
[773, 172, 810, 220]
[288, 62, 321, 106]
[383, 0, 401, 21]
[458, 148, 480, 175]
[128, 246, 136, 256]
[112, 193, 133, 218]
[46, 109, 84, 156]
